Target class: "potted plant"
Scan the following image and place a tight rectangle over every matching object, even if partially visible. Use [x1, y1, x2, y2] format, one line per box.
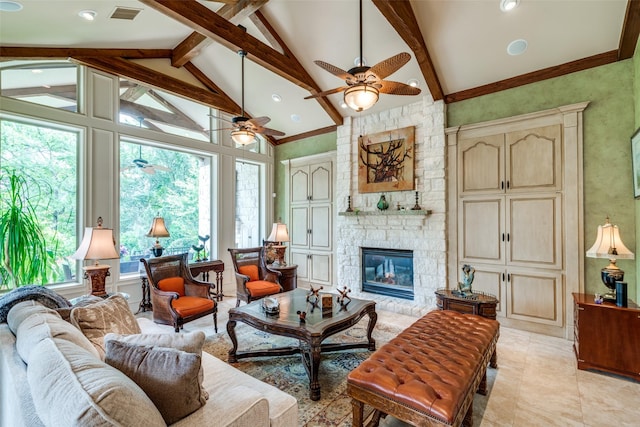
[0, 168, 53, 290]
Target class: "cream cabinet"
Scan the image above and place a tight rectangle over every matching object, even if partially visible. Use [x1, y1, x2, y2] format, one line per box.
[447, 103, 588, 338]
[285, 155, 335, 288]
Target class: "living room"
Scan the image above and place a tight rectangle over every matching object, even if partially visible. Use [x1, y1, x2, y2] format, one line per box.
[1, 1, 640, 426]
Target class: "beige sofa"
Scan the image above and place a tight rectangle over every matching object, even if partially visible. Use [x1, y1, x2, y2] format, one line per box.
[0, 297, 297, 427]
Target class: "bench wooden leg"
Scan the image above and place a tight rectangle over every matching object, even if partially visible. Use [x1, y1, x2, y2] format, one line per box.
[463, 402, 473, 427]
[478, 372, 487, 395]
[490, 349, 498, 368]
[352, 398, 364, 427]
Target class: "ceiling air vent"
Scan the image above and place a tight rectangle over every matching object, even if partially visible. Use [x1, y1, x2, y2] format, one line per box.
[110, 7, 141, 20]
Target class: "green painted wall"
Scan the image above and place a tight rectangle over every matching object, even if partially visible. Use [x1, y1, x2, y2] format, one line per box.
[273, 132, 337, 223]
[634, 38, 640, 303]
[448, 60, 637, 300]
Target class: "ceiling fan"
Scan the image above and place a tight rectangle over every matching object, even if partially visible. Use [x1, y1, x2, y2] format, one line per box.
[305, 0, 421, 112]
[122, 145, 170, 175]
[213, 50, 285, 145]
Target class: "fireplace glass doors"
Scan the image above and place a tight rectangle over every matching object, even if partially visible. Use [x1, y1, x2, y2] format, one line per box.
[361, 248, 414, 300]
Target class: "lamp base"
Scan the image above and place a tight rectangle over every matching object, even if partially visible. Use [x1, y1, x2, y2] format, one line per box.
[601, 266, 624, 303]
[83, 265, 111, 297]
[272, 245, 287, 266]
[151, 247, 164, 257]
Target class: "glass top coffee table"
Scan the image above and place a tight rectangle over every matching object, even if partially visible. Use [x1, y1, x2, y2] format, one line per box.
[227, 288, 377, 401]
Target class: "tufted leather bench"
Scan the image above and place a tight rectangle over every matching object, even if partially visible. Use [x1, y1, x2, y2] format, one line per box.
[347, 310, 499, 427]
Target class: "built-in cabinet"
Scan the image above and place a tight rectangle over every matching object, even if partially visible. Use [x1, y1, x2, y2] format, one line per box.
[447, 103, 588, 338]
[284, 153, 335, 288]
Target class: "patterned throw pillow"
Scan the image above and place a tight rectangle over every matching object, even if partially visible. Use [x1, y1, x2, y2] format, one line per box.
[105, 339, 207, 424]
[70, 294, 141, 359]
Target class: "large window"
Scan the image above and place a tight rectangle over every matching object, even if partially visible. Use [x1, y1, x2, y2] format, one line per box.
[235, 161, 262, 247]
[0, 118, 78, 288]
[119, 141, 212, 274]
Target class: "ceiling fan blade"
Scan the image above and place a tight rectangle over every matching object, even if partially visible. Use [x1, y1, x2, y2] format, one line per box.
[378, 80, 422, 96]
[151, 164, 170, 172]
[369, 52, 411, 80]
[247, 116, 271, 127]
[314, 61, 355, 81]
[257, 127, 285, 137]
[304, 86, 349, 99]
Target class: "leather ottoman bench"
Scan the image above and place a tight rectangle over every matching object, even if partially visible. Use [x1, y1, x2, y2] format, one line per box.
[347, 310, 499, 427]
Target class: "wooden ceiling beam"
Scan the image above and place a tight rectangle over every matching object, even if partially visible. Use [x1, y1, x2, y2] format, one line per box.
[445, 50, 618, 104]
[0, 47, 171, 59]
[372, 0, 444, 101]
[171, 0, 267, 67]
[618, 0, 640, 60]
[249, 9, 284, 55]
[71, 56, 241, 115]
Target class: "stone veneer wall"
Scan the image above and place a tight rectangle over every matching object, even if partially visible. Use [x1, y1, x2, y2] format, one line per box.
[335, 97, 447, 317]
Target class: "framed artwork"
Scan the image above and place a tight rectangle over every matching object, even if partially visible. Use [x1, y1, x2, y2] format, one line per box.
[358, 126, 415, 193]
[632, 127, 640, 198]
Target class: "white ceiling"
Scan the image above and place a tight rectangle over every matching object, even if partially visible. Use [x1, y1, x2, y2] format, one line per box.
[0, 0, 633, 142]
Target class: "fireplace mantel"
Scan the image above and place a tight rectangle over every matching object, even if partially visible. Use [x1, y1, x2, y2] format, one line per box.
[338, 209, 432, 217]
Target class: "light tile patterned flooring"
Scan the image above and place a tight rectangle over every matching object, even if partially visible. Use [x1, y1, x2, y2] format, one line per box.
[377, 310, 640, 427]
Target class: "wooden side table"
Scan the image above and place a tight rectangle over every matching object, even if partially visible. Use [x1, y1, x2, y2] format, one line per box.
[267, 264, 298, 292]
[434, 289, 498, 320]
[137, 259, 225, 314]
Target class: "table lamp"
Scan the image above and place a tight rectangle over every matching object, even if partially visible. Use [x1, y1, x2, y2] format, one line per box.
[71, 217, 119, 296]
[586, 217, 634, 302]
[267, 222, 290, 266]
[147, 216, 170, 257]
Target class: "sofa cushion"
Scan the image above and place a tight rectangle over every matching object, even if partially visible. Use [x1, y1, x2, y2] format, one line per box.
[69, 294, 141, 359]
[158, 276, 186, 296]
[15, 310, 99, 364]
[104, 331, 208, 399]
[105, 339, 207, 424]
[27, 337, 165, 427]
[7, 300, 58, 334]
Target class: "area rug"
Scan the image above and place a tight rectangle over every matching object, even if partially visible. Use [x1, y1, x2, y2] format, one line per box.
[202, 315, 404, 427]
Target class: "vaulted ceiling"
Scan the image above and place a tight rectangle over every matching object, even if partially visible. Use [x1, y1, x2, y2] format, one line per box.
[1, 0, 638, 144]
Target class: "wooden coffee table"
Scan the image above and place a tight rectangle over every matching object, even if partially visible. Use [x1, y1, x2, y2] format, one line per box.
[227, 288, 377, 401]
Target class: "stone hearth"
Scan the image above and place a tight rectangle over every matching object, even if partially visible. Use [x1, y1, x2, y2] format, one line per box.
[335, 97, 446, 317]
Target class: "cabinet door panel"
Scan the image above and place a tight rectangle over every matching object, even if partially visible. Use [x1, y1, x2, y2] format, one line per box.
[507, 194, 562, 268]
[507, 269, 562, 326]
[291, 167, 309, 203]
[310, 205, 331, 250]
[459, 197, 504, 264]
[291, 251, 309, 281]
[310, 162, 332, 203]
[507, 125, 561, 192]
[310, 253, 331, 285]
[459, 134, 504, 195]
[290, 206, 309, 247]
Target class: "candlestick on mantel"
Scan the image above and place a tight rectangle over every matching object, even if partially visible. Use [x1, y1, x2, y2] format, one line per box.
[411, 191, 422, 210]
[346, 195, 353, 212]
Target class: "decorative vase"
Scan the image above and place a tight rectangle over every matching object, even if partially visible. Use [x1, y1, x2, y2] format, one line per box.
[377, 194, 389, 211]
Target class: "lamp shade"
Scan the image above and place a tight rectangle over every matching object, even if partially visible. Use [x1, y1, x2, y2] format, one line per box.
[344, 84, 379, 112]
[146, 217, 170, 238]
[586, 220, 634, 259]
[231, 129, 256, 145]
[71, 227, 119, 262]
[267, 223, 290, 243]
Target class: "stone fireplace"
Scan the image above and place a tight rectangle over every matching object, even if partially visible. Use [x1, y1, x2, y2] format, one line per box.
[335, 97, 447, 316]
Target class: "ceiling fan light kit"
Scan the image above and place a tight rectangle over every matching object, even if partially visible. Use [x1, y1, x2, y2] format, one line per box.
[344, 84, 379, 112]
[231, 129, 256, 145]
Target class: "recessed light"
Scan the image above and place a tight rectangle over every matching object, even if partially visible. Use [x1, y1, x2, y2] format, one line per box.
[0, 1, 23, 12]
[78, 10, 97, 21]
[507, 39, 528, 56]
[290, 114, 301, 122]
[500, 0, 519, 12]
[271, 94, 282, 102]
[354, 56, 367, 67]
[407, 79, 419, 88]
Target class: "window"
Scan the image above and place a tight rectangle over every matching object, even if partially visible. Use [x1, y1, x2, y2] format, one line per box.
[234, 161, 262, 247]
[0, 118, 79, 287]
[119, 141, 213, 274]
[1, 60, 79, 112]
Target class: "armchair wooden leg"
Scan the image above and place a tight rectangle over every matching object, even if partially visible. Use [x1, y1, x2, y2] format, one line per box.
[213, 311, 218, 333]
[236, 299, 241, 307]
[174, 322, 180, 333]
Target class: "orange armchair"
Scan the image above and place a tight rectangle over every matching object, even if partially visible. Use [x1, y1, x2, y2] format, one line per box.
[228, 247, 283, 307]
[141, 253, 217, 333]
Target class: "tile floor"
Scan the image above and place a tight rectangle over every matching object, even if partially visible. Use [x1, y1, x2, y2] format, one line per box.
[376, 311, 640, 427]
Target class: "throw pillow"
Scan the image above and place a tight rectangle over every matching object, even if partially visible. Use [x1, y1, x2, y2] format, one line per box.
[104, 331, 208, 399]
[238, 264, 259, 282]
[157, 276, 185, 296]
[105, 339, 207, 424]
[70, 294, 141, 359]
[57, 295, 104, 322]
[28, 337, 165, 427]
